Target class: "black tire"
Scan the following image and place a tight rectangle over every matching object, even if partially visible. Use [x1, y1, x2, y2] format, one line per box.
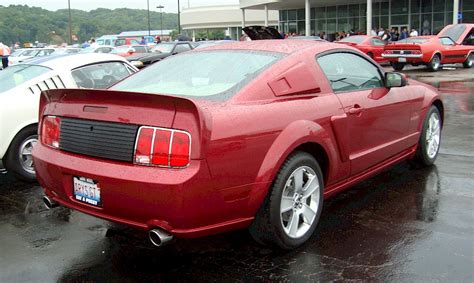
[414, 106, 442, 166]
[427, 54, 441, 72]
[391, 62, 405, 71]
[249, 151, 324, 249]
[4, 125, 38, 182]
[463, 53, 473, 68]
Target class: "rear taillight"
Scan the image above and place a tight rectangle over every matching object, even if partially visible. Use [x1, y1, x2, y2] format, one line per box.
[41, 116, 61, 149]
[134, 126, 191, 168]
[384, 50, 394, 54]
[412, 50, 422, 55]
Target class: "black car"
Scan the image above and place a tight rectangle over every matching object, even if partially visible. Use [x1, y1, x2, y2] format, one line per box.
[127, 42, 194, 68]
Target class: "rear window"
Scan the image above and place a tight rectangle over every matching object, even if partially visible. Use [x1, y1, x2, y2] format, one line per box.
[340, 36, 366, 44]
[0, 65, 51, 93]
[397, 38, 429, 44]
[111, 51, 282, 99]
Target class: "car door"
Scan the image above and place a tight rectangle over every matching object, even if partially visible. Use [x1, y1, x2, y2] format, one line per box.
[370, 38, 387, 61]
[439, 37, 464, 63]
[317, 52, 414, 175]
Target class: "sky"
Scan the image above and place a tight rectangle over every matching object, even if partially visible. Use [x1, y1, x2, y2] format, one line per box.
[1, 0, 239, 13]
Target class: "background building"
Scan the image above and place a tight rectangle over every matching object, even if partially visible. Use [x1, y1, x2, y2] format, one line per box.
[181, 5, 278, 40]
[240, 0, 473, 37]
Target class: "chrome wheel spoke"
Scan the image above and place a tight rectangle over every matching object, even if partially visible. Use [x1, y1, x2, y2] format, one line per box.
[293, 168, 304, 192]
[426, 113, 441, 159]
[301, 176, 319, 199]
[301, 204, 316, 224]
[280, 196, 294, 214]
[286, 211, 300, 237]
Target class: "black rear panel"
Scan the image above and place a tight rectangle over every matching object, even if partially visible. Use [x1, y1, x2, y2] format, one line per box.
[59, 118, 138, 162]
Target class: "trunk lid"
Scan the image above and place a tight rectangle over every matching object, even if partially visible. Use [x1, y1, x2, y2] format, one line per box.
[39, 89, 209, 160]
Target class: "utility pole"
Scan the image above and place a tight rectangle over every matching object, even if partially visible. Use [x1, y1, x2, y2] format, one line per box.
[147, 0, 151, 37]
[177, 0, 181, 34]
[68, 0, 73, 44]
[157, 5, 165, 37]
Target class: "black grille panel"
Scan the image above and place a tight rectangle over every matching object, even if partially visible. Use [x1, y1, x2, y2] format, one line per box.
[393, 50, 414, 54]
[59, 118, 139, 162]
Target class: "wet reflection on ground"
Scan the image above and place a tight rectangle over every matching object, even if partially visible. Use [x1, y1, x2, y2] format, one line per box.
[1, 68, 473, 282]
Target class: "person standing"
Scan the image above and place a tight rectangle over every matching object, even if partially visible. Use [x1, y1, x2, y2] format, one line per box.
[400, 28, 409, 40]
[0, 42, 11, 69]
[410, 28, 419, 37]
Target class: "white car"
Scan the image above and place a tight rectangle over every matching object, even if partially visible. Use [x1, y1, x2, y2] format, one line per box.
[8, 48, 56, 65]
[0, 53, 138, 180]
[79, 45, 116, 54]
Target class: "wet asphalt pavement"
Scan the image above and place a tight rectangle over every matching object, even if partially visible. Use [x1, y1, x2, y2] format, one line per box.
[1, 66, 473, 282]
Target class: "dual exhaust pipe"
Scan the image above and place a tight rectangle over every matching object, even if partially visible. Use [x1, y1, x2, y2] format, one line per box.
[42, 195, 173, 246]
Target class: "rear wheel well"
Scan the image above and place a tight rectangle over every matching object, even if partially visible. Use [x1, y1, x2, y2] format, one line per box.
[293, 143, 329, 185]
[432, 100, 444, 126]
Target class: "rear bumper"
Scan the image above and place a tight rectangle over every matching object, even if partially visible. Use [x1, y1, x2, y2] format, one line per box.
[33, 144, 254, 238]
[382, 54, 423, 58]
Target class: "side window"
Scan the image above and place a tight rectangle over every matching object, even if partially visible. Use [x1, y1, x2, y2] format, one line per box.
[440, 37, 455, 46]
[463, 28, 474, 45]
[134, 46, 147, 53]
[317, 52, 384, 93]
[71, 62, 132, 89]
[174, 44, 191, 53]
[105, 40, 111, 46]
[372, 39, 386, 46]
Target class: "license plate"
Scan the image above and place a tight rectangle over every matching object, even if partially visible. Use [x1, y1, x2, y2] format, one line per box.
[398, 57, 407, 62]
[73, 177, 101, 207]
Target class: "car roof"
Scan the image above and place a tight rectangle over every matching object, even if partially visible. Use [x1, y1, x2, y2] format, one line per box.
[195, 39, 336, 54]
[24, 53, 130, 70]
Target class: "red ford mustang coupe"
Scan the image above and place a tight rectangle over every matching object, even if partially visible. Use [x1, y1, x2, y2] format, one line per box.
[337, 35, 388, 63]
[33, 40, 443, 249]
[383, 23, 474, 71]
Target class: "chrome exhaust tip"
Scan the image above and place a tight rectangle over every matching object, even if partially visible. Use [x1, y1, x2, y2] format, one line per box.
[149, 228, 173, 247]
[43, 196, 58, 209]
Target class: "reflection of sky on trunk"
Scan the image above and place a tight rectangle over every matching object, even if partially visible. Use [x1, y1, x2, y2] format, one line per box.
[2, 0, 238, 13]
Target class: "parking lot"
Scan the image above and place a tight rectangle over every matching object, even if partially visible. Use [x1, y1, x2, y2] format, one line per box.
[0, 65, 472, 282]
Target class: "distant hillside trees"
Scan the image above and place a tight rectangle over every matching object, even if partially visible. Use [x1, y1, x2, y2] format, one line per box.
[0, 5, 178, 44]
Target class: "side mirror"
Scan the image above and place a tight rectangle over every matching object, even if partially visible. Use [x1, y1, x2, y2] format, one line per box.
[385, 72, 407, 88]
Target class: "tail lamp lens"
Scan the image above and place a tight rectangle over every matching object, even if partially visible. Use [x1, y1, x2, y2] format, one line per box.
[412, 50, 422, 55]
[41, 116, 61, 148]
[384, 50, 393, 54]
[134, 127, 191, 168]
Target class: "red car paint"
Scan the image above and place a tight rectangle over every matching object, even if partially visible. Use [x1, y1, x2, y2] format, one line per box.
[33, 40, 443, 239]
[383, 24, 474, 68]
[112, 45, 149, 58]
[337, 35, 388, 63]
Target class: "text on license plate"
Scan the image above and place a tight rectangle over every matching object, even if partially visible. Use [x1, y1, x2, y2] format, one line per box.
[73, 177, 101, 207]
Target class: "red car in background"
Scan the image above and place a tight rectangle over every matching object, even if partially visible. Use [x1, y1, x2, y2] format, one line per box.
[111, 45, 151, 58]
[337, 35, 388, 63]
[33, 40, 443, 250]
[383, 23, 474, 71]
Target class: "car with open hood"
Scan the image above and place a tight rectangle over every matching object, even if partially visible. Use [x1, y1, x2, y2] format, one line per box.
[33, 40, 443, 249]
[382, 23, 474, 71]
[0, 53, 137, 181]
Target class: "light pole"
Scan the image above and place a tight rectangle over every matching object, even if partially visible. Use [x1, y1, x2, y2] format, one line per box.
[157, 5, 165, 38]
[177, 0, 181, 34]
[68, 0, 73, 44]
[147, 0, 151, 37]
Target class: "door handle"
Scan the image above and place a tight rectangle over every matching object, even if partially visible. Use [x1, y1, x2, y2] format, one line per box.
[348, 105, 363, 115]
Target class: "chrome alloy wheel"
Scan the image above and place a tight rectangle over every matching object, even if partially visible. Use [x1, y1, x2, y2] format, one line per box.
[425, 112, 441, 159]
[431, 56, 440, 70]
[280, 166, 320, 239]
[18, 136, 38, 175]
[467, 54, 474, 67]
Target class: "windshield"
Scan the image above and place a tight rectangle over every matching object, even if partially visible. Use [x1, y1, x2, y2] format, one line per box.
[397, 38, 429, 44]
[10, 49, 25, 56]
[0, 65, 51, 93]
[340, 36, 366, 44]
[111, 46, 130, 54]
[152, 44, 174, 53]
[19, 49, 39, 56]
[111, 51, 281, 98]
